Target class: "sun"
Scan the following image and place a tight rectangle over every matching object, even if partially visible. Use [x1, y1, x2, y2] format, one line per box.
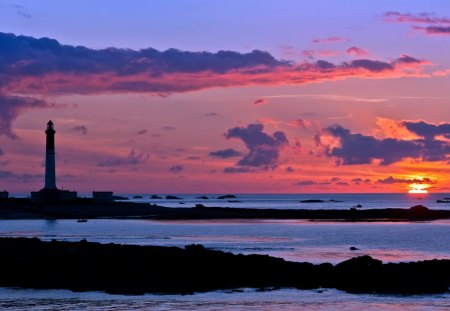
[408, 183, 429, 194]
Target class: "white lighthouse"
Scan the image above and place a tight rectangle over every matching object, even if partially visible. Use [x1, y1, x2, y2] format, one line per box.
[44, 120, 57, 189]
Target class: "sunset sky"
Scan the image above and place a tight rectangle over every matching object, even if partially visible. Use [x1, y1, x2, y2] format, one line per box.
[1, 0, 449, 193]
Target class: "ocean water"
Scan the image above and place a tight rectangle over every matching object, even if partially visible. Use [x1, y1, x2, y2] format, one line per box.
[1, 193, 450, 309]
[115, 193, 450, 210]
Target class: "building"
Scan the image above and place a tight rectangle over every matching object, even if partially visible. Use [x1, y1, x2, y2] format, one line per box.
[0, 191, 8, 200]
[31, 121, 77, 203]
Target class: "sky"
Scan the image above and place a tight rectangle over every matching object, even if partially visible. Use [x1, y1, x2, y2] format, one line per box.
[0, 0, 450, 194]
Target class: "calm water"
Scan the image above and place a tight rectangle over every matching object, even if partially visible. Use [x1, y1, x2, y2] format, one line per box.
[117, 193, 450, 210]
[1, 193, 450, 309]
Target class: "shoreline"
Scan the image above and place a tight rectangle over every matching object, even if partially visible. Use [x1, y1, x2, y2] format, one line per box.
[0, 237, 448, 295]
[0, 199, 450, 221]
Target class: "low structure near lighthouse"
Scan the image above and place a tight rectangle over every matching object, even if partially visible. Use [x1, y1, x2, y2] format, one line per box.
[31, 121, 77, 204]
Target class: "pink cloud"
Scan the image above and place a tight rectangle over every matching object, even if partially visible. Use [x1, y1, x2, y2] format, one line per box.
[346, 46, 369, 57]
[253, 98, 268, 106]
[311, 36, 349, 44]
[384, 12, 450, 36]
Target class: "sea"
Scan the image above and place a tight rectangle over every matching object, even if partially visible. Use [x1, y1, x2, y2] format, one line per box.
[1, 193, 450, 310]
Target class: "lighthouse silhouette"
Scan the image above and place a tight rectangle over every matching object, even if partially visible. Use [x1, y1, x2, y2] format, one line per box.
[44, 120, 57, 189]
[31, 121, 77, 203]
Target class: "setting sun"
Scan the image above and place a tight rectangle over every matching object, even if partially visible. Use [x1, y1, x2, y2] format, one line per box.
[408, 183, 429, 194]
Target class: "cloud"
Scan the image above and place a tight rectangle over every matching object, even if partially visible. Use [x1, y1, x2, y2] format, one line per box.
[225, 123, 288, 169]
[346, 46, 369, 57]
[377, 176, 435, 184]
[311, 37, 349, 44]
[205, 112, 219, 117]
[0, 32, 433, 134]
[403, 120, 450, 140]
[384, 12, 450, 36]
[302, 49, 341, 59]
[319, 123, 450, 165]
[285, 166, 295, 172]
[223, 166, 252, 173]
[209, 148, 242, 158]
[0, 148, 3, 156]
[169, 164, 184, 173]
[352, 178, 371, 185]
[294, 180, 331, 186]
[0, 94, 51, 138]
[71, 125, 88, 135]
[0, 32, 431, 98]
[98, 150, 149, 167]
[162, 126, 176, 131]
[136, 129, 148, 135]
[0, 170, 42, 182]
[253, 98, 268, 106]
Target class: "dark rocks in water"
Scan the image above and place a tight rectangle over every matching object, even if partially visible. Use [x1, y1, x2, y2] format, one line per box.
[349, 246, 359, 251]
[300, 200, 324, 203]
[195, 204, 206, 209]
[166, 195, 182, 200]
[151, 195, 163, 199]
[112, 195, 128, 200]
[196, 196, 209, 199]
[436, 200, 450, 203]
[133, 195, 143, 199]
[410, 205, 429, 213]
[353, 204, 363, 208]
[0, 238, 449, 295]
[217, 195, 237, 199]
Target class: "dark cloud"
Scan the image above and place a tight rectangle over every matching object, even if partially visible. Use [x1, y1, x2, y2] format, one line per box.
[253, 98, 268, 106]
[352, 178, 371, 185]
[0, 95, 50, 138]
[320, 124, 450, 165]
[169, 164, 184, 173]
[0, 148, 3, 156]
[223, 167, 252, 173]
[209, 148, 242, 159]
[285, 166, 295, 172]
[295, 180, 331, 186]
[403, 120, 450, 140]
[98, 150, 149, 167]
[384, 12, 450, 36]
[186, 156, 201, 160]
[377, 176, 435, 184]
[162, 126, 176, 131]
[71, 125, 88, 135]
[136, 129, 148, 135]
[225, 123, 288, 169]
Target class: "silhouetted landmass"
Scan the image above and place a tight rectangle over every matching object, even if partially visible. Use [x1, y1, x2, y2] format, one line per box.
[1, 199, 450, 221]
[300, 199, 325, 203]
[0, 238, 448, 295]
[217, 195, 237, 199]
[437, 200, 450, 203]
[166, 195, 182, 200]
[150, 195, 162, 199]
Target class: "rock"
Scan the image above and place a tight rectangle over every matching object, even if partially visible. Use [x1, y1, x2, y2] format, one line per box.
[150, 195, 163, 199]
[300, 199, 324, 203]
[217, 195, 237, 199]
[195, 204, 206, 209]
[436, 200, 450, 203]
[329, 199, 344, 202]
[133, 195, 143, 199]
[349, 246, 359, 251]
[166, 195, 182, 200]
[410, 205, 429, 212]
[112, 195, 128, 200]
[353, 204, 363, 208]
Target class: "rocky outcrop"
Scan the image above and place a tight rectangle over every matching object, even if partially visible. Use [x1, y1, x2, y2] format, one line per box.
[0, 238, 448, 295]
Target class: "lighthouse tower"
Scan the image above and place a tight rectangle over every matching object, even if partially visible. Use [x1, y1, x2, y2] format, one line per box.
[44, 120, 57, 189]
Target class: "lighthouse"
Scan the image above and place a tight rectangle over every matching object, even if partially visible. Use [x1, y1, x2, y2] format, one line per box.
[30, 121, 77, 203]
[44, 120, 57, 189]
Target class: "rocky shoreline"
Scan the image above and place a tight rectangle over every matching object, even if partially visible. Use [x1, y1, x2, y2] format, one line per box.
[0, 238, 448, 295]
[0, 198, 449, 221]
